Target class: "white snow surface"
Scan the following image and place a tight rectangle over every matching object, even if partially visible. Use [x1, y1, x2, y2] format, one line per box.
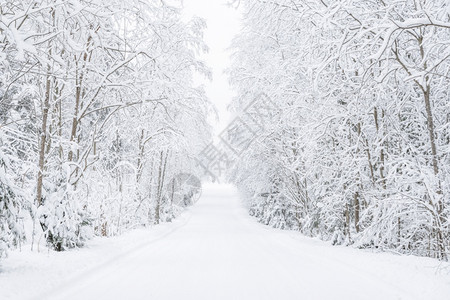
[1, 183, 449, 300]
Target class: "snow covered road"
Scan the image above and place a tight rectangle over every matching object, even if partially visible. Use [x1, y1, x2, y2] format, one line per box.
[38, 183, 449, 300]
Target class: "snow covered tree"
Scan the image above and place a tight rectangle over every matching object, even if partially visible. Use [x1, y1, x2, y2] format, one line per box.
[229, 0, 450, 260]
[1, 0, 211, 251]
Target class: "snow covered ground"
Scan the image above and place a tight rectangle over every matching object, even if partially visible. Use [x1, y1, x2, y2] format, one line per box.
[1, 183, 449, 300]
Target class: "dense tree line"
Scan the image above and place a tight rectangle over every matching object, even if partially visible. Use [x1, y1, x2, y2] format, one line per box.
[229, 0, 450, 260]
[0, 0, 210, 256]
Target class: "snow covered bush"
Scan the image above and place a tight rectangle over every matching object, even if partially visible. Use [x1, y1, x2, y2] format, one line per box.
[0, 146, 25, 258]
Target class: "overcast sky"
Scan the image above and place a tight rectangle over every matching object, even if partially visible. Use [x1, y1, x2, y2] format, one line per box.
[182, 1, 242, 136]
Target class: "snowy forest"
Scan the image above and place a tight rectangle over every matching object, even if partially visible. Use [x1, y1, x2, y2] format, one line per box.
[0, 0, 211, 256]
[229, 0, 450, 261]
[1, 0, 450, 286]
[1, 0, 450, 299]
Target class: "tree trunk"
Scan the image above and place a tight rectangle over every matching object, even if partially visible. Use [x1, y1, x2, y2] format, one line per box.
[354, 191, 360, 233]
[36, 65, 52, 207]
